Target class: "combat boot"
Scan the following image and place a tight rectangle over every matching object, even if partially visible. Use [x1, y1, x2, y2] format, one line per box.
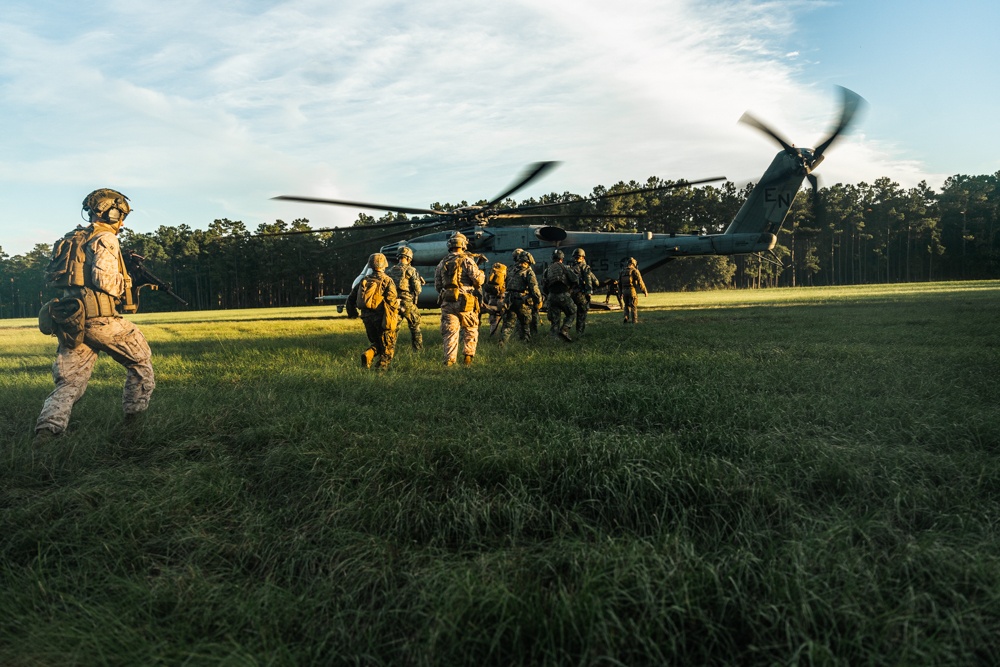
[463, 354, 474, 366]
[122, 411, 148, 445]
[559, 326, 573, 342]
[32, 427, 60, 448]
[360, 349, 375, 368]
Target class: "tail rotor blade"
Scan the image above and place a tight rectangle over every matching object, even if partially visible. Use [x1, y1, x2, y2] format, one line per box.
[813, 86, 867, 159]
[739, 112, 796, 155]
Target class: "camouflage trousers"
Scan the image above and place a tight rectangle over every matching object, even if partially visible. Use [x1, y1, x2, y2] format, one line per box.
[546, 292, 576, 334]
[498, 300, 533, 344]
[35, 316, 155, 435]
[362, 313, 397, 369]
[622, 291, 639, 323]
[398, 299, 423, 350]
[440, 307, 479, 364]
[570, 293, 591, 333]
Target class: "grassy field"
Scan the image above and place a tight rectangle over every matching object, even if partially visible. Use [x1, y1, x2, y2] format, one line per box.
[2, 281, 999, 666]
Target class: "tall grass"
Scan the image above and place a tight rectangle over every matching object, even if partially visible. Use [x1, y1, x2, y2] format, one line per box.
[2, 282, 999, 665]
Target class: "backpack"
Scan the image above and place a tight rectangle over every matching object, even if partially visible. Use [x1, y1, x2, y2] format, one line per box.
[359, 276, 384, 310]
[442, 255, 462, 289]
[45, 227, 96, 288]
[487, 262, 507, 288]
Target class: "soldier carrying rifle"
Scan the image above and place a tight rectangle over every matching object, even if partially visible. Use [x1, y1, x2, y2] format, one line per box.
[34, 188, 157, 445]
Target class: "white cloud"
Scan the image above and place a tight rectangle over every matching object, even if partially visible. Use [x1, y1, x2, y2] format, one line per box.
[0, 0, 941, 256]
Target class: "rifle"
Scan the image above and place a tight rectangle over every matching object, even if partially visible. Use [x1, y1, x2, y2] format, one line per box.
[122, 251, 188, 311]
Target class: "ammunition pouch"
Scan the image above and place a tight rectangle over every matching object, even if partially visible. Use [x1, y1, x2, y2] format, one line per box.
[38, 300, 56, 336]
[457, 291, 477, 313]
[66, 287, 119, 318]
[39, 298, 86, 348]
[440, 287, 460, 304]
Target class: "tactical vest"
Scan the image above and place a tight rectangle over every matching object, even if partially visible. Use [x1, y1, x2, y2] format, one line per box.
[46, 224, 130, 317]
[620, 267, 640, 292]
[390, 265, 421, 301]
[545, 263, 574, 293]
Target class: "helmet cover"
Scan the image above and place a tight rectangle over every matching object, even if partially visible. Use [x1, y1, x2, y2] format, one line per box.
[82, 188, 131, 223]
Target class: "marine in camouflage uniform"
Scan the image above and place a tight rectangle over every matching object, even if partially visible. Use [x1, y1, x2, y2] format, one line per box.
[34, 189, 155, 444]
[522, 250, 541, 337]
[387, 246, 424, 351]
[568, 247, 602, 335]
[619, 257, 648, 324]
[604, 278, 622, 307]
[434, 232, 485, 366]
[540, 249, 577, 342]
[483, 262, 507, 337]
[498, 250, 542, 346]
[359, 253, 399, 370]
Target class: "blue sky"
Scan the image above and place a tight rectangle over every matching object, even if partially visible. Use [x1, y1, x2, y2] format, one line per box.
[1, 0, 997, 256]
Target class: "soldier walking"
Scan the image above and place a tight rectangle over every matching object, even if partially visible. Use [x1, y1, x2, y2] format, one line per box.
[568, 248, 601, 335]
[604, 278, 623, 307]
[358, 253, 399, 370]
[498, 249, 542, 346]
[34, 188, 155, 445]
[483, 261, 507, 337]
[387, 246, 424, 351]
[619, 256, 648, 324]
[540, 249, 577, 342]
[434, 232, 485, 366]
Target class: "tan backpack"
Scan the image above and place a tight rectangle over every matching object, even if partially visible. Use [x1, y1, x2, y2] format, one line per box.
[359, 276, 384, 310]
[45, 227, 96, 288]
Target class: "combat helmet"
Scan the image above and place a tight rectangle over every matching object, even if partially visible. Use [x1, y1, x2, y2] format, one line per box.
[573, 248, 586, 259]
[371, 253, 389, 270]
[552, 248, 565, 261]
[396, 246, 414, 261]
[82, 188, 131, 223]
[447, 232, 468, 251]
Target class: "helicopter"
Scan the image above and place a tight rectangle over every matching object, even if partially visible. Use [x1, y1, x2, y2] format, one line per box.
[271, 86, 865, 310]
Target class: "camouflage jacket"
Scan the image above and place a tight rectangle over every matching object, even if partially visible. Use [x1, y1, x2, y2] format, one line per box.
[541, 262, 579, 296]
[81, 223, 129, 299]
[504, 263, 541, 302]
[388, 263, 424, 302]
[434, 251, 485, 293]
[569, 260, 601, 296]
[619, 266, 647, 295]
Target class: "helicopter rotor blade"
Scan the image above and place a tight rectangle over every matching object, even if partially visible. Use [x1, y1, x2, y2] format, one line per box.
[272, 195, 448, 217]
[509, 176, 727, 213]
[485, 161, 560, 209]
[254, 215, 450, 237]
[739, 112, 796, 155]
[812, 86, 867, 160]
[321, 218, 461, 251]
[490, 212, 639, 220]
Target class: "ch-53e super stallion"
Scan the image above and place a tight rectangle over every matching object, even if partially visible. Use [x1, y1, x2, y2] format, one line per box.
[270, 86, 865, 309]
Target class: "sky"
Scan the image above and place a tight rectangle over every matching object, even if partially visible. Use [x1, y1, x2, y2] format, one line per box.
[1, 0, 997, 256]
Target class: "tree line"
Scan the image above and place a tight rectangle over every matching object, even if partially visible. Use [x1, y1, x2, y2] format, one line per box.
[1, 172, 997, 318]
